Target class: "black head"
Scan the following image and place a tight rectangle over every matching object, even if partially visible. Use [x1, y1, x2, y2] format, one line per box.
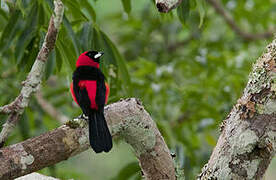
[85, 51, 104, 63]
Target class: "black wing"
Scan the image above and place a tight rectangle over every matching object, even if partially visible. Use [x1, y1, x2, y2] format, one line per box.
[95, 75, 106, 111]
[73, 72, 91, 116]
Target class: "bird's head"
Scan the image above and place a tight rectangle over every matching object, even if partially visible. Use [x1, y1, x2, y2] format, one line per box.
[76, 50, 104, 68]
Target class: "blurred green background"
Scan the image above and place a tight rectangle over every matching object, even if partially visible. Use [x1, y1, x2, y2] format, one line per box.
[0, 0, 275, 179]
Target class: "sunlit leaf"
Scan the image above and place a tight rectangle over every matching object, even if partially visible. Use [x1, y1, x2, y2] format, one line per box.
[196, 0, 206, 28]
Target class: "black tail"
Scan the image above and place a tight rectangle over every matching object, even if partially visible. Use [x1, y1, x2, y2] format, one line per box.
[88, 110, 113, 153]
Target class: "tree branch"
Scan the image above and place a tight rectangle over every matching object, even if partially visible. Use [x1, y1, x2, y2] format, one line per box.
[0, 98, 175, 180]
[35, 91, 69, 124]
[0, 104, 17, 114]
[155, 0, 182, 13]
[0, 0, 64, 146]
[198, 39, 276, 179]
[206, 0, 273, 41]
[15, 173, 59, 180]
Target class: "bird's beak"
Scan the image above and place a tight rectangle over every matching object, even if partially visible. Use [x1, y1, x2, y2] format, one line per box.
[94, 52, 104, 59]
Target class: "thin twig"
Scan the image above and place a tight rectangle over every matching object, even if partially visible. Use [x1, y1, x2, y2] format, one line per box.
[207, 0, 273, 41]
[35, 91, 69, 124]
[0, 0, 64, 146]
[0, 104, 15, 114]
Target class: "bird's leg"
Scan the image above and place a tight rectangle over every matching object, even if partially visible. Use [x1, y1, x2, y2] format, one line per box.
[83, 114, 89, 121]
[80, 114, 89, 121]
[73, 114, 88, 121]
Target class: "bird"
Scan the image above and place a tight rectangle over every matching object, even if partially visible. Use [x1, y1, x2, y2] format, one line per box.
[70, 50, 112, 153]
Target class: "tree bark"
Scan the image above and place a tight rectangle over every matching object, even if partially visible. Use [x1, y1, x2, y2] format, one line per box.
[0, 98, 175, 180]
[15, 173, 59, 180]
[155, 0, 182, 13]
[198, 39, 276, 179]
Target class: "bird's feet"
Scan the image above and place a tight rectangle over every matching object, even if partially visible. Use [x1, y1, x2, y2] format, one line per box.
[73, 114, 88, 121]
[67, 114, 88, 128]
[79, 114, 89, 121]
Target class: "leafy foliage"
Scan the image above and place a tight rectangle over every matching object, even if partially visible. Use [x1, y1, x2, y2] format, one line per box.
[0, 0, 275, 179]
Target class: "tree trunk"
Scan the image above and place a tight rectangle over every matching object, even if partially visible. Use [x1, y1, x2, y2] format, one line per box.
[198, 39, 276, 179]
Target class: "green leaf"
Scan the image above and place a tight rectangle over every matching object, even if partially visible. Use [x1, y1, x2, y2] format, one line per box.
[0, 8, 8, 20]
[15, 3, 38, 64]
[177, 0, 190, 25]
[121, 0, 132, 14]
[56, 39, 75, 70]
[15, 29, 37, 64]
[113, 162, 140, 179]
[0, 10, 21, 52]
[79, 22, 92, 51]
[196, 0, 206, 28]
[16, 0, 26, 17]
[63, 0, 89, 21]
[91, 27, 103, 51]
[42, 0, 54, 19]
[55, 47, 63, 72]
[79, 0, 96, 21]
[100, 30, 132, 92]
[19, 36, 40, 72]
[56, 25, 78, 70]
[45, 50, 56, 79]
[63, 16, 80, 55]
[38, 3, 45, 26]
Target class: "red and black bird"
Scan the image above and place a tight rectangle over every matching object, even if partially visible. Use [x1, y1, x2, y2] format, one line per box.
[70, 51, 112, 153]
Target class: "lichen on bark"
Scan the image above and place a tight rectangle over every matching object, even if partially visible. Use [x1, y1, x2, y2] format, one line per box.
[198, 39, 276, 180]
